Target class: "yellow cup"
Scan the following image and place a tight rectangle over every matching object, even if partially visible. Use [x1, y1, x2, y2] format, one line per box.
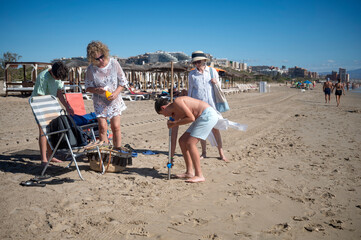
[105, 91, 112, 100]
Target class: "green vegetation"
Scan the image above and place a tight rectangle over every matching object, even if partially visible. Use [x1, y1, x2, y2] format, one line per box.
[0, 52, 33, 81]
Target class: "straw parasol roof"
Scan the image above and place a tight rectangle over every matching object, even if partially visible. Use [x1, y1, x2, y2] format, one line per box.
[121, 63, 151, 71]
[55, 59, 89, 68]
[149, 62, 189, 71]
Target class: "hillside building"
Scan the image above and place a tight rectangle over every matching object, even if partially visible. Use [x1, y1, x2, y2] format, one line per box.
[288, 66, 307, 78]
[339, 68, 346, 82]
[126, 51, 191, 64]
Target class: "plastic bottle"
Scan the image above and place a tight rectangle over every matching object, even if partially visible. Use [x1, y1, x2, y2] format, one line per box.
[104, 86, 112, 100]
[105, 91, 112, 100]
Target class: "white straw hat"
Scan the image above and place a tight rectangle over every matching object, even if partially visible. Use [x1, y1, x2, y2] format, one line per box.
[191, 51, 208, 62]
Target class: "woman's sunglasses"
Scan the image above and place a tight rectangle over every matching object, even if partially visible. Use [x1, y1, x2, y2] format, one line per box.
[95, 54, 105, 61]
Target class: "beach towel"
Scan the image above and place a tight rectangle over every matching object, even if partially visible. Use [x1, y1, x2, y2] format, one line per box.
[71, 112, 97, 126]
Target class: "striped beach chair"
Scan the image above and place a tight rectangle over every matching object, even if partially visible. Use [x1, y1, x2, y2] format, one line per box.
[29, 95, 89, 180]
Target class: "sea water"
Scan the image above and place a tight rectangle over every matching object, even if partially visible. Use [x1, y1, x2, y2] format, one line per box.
[350, 87, 361, 94]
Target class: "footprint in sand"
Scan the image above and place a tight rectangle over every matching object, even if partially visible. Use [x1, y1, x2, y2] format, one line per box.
[203, 233, 221, 240]
[192, 218, 208, 226]
[266, 223, 290, 235]
[292, 216, 309, 221]
[128, 227, 150, 237]
[321, 192, 335, 199]
[234, 231, 252, 238]
[304, 223, 325, 232]
[320, 208, 336, 217]
[327, 219, 343, 230]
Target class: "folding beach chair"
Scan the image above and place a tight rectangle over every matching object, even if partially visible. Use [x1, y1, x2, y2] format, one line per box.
[64, 89, 113, 146]
[29, 95, 100, 180]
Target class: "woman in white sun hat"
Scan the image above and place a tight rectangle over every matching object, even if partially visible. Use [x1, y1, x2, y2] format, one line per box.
[188, 51, 228, 162]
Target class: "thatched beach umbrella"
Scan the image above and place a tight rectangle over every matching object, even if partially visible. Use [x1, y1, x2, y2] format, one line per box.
[148, 62, 190, 91]
[62, 59, 89, 68]
[149, 62, 189, 72]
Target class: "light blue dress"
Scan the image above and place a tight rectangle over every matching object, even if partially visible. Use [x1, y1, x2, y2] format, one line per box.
[188, 66, 220, 109]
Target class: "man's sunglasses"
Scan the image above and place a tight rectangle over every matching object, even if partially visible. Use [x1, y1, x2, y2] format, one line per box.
[95, 54, 105, 61]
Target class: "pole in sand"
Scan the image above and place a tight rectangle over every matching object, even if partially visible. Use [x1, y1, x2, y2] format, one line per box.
[167, 62, 174, 180]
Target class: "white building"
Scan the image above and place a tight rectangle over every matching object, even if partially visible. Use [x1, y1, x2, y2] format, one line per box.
[216, 58, 230, 68]
[240, 63, 247, 71]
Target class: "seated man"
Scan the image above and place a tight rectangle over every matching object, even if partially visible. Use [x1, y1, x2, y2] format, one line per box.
[154, 96, 218, 183]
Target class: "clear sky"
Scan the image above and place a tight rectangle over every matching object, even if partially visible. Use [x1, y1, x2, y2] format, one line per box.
[1, 0, 360, 72]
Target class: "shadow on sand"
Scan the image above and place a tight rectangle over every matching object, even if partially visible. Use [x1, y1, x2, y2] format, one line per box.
[0, 148, 175, 180]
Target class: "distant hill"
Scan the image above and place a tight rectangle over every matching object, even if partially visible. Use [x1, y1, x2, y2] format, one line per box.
[348, 68, 361, 80]
[318, 68, 361, 80]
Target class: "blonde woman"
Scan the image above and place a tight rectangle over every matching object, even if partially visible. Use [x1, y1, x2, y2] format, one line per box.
[85, 41, 128, 148]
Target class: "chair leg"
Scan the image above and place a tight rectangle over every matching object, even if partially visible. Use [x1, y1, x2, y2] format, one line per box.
[64, 135, 84, 180]
[41, 133, 65, 176]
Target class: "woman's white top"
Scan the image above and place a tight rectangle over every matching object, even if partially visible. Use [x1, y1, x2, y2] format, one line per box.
[85, 58, 128, 118]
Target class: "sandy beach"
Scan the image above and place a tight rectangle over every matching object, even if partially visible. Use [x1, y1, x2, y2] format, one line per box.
[0, 84, 360, 239]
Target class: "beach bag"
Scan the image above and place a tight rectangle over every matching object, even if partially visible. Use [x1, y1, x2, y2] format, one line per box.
[49, 115, 89, 149]
[210, 67, 230, 112]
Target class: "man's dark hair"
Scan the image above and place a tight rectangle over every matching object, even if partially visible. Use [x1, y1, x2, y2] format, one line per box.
[51, 61, 69, 80]
[154, 98, 169, 114]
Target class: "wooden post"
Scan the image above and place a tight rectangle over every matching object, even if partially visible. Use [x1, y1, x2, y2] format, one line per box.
[177, 72, 180, 92]
[168, 62, 175, 180]
[5, 66, 8, 97]
[154, 72, 157, 92]
[170, 62, 174, 101]
[32, 65, 36, 82]
[23, 65, 26, 81]
[143, 72, 148, 91]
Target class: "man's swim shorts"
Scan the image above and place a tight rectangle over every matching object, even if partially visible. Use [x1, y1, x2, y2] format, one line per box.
[324, 88, 331, 95]
[186, 107, 218, 140]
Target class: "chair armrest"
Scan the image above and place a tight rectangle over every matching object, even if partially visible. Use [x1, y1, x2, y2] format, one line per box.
[44, 129, 69, 137]
[80, 123, 98, 129]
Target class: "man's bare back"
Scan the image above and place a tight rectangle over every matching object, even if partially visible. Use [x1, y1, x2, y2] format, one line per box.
[168, 96, 210, 123]
[324, 81, 333, 89]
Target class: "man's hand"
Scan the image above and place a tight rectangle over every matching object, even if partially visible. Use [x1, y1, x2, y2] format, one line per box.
[211, 78, 217, 84]
[167, 120, 177, 129]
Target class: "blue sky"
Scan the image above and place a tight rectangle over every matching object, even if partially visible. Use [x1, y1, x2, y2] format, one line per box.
[1, 0, 360, 72]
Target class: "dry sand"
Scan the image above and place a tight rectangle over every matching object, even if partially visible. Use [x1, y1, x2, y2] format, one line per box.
[0, 84, 360, 239]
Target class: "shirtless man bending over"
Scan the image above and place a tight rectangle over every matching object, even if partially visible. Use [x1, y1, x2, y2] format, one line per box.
[155, 96, 219, 183]
[323, 78, 333, 104]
